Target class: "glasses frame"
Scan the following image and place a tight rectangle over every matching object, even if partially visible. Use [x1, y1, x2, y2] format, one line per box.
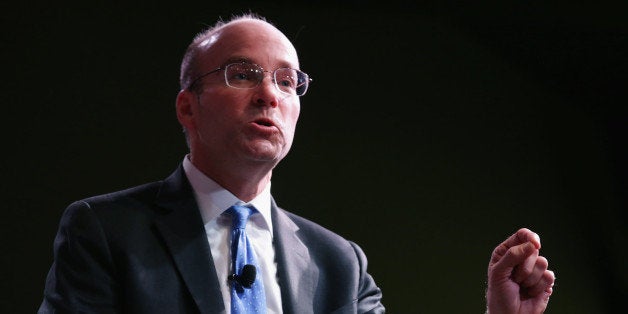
[187, 62, 312, 96]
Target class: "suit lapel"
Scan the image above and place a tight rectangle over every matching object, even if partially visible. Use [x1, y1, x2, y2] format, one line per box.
[272, 201, 318, 314]
[153, 166, 225, 314]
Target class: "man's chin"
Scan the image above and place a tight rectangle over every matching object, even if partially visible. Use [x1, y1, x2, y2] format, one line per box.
[243, 142, 287, 163]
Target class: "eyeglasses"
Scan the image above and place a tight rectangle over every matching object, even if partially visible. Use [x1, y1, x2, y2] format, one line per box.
[188, 62, 312, 96]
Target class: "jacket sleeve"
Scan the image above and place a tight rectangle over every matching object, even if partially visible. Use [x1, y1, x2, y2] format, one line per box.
[39, 201, 119, 313]
[349, 241, 385, 314]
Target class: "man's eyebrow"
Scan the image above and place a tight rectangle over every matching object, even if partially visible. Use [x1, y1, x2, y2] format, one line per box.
[223, 56, 253, 65]
[221, 56, 299, 70]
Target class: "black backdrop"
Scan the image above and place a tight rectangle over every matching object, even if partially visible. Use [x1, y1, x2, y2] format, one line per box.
[4, 1, 627, 313]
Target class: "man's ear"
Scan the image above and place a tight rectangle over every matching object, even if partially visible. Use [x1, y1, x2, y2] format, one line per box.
[176, 89, 195, 130]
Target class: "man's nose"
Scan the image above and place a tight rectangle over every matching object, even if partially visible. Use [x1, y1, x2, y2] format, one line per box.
[254, 74, 279, 107]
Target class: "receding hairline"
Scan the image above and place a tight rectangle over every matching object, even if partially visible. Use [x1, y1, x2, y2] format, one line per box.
[179, 14, 288, 91]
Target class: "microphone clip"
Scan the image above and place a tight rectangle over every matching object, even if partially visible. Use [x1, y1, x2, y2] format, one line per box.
[228, 264, 257, 288]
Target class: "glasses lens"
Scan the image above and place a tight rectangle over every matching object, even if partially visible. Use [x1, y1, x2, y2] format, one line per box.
[225, 63, 263, 88]
[275, 68, 310, 96]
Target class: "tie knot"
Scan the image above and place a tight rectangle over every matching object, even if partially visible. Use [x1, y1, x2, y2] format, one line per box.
[226, 205, 255, 229]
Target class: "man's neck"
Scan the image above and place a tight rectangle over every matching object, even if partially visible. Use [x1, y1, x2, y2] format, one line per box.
[189, 156, 273, 202]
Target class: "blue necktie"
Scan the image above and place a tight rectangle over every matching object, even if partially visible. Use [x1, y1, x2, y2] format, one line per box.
[226, 205, 266, 314]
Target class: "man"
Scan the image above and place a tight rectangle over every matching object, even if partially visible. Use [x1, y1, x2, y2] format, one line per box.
[39, 14, 554, 313]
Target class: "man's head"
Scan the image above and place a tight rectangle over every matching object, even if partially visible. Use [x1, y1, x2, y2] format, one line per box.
[176, 14, 308, 183]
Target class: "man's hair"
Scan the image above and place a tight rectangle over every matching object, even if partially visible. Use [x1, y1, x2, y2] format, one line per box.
[179, 13, 270, 93]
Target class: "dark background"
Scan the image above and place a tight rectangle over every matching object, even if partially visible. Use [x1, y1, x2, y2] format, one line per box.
[3, 1, 627, 313]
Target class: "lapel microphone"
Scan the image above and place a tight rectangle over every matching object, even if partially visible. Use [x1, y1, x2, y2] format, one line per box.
[228, 264, 257, 288]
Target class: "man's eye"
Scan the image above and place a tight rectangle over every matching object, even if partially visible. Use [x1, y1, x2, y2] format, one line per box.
[278, 79, 295, 87]
[277, 75, 296, 88]
[232, 72, 250, 80]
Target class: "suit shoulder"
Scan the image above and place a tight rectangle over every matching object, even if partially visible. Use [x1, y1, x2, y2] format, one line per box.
[73, 181, 162, 209]
[282, 209, 345, 236]
[278, 208, 360, 253]
[59, 180, 165, 225]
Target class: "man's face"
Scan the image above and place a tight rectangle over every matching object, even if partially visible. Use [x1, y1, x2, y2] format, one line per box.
[183, 20, 301, 169]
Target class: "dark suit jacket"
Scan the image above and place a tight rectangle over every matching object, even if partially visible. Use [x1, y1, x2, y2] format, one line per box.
[39, 166, 384, 313]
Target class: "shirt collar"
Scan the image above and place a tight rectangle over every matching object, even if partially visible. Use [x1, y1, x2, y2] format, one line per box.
[182, 156, 273, 235]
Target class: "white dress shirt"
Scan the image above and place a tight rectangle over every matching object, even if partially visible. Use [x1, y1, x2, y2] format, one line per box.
[183, 156, 283, 314]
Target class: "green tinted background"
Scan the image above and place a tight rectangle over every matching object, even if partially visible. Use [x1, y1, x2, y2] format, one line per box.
[5, 1, 627, 313]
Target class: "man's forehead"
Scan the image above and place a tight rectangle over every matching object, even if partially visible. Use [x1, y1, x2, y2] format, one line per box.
[196, 21, 299, 68]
